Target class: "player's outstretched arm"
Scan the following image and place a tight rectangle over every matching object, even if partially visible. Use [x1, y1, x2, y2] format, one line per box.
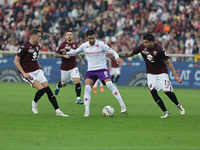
[54, 53, 70, 59]
[116, 58, 124, 65]
[66, 48, 83, 56]
[165, 59, 182, 84]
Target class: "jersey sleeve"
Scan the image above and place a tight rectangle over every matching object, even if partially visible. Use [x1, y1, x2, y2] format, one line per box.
[16, 45, 27, 58]
[55, 44, 64, 54]
[162, 48, 169, 61]
[132, 44, 143, 55]
[66, 44, 84, 55]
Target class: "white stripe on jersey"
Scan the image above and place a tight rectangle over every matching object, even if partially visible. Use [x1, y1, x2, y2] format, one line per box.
[66, 39, 119, 71]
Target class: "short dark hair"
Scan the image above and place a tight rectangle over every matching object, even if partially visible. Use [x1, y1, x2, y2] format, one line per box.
[30, 28, 41, 36]
[86, 29, 95, 37]
[65, 29, 73, 34]
[143, 33, 154, 42]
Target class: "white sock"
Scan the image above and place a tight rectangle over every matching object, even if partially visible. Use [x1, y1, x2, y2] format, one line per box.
[55, 108, 61, 113]
[84, 85, 91, 112]
[100, 81, 103, 86]
[93, 79, 100, 88]
[106, 81, 125, 107]
[77, 97, 81, 100]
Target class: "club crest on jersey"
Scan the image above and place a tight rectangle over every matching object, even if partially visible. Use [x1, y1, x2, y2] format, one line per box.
[73, 44, 76, 48]
[153, 51, 157, 55]
[96, 44, 99, 48]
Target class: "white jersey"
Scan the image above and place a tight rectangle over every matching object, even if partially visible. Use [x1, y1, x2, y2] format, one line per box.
[66, 39, 119, 71]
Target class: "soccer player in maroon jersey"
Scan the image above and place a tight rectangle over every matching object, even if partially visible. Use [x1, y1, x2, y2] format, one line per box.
[109, 55, 121, 86]
[119, 33, 185, 118]
[13, 28, 68, 117]
[54, 30, 85, 104]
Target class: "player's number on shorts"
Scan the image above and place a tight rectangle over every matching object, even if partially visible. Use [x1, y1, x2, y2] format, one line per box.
[165, 80, 170, 88]
[104, 71, 109, 77]
[147, 54, 154, 62]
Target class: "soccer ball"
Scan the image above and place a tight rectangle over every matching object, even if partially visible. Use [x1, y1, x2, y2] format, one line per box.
[102, 106, 114, 117]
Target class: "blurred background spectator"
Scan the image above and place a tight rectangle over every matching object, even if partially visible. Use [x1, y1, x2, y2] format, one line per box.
[0, 0, 199, 61]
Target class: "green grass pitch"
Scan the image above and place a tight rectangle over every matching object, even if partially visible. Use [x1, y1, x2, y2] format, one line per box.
[0, 82, 200, 150]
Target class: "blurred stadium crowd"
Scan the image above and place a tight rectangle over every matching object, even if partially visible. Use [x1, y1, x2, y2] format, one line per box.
[0, 0, 200, 58]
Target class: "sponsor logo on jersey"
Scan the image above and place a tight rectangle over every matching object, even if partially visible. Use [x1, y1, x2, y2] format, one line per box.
[86, 46, 89, 48]
[32, 51, 38, 59]
[86, 50, 100, 55]
[73, 44, 76, 48]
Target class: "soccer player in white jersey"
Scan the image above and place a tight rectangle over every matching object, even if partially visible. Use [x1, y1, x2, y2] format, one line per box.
[62, 29, 127, 117]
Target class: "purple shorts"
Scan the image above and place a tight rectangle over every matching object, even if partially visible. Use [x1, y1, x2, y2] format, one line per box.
[84, 69, 111, 85]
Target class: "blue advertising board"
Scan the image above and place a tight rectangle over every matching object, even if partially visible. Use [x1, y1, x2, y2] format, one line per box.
[0, 58, 200, 89]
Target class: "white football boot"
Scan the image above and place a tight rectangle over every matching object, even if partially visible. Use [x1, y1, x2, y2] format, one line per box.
[83, 111, 90, 117]
[160, 111, 170, 118]
[31, 100, 38, 114]
[56, 111, 69, 117]
[121, 106, 127, 114]
[177, 105, 185, 115]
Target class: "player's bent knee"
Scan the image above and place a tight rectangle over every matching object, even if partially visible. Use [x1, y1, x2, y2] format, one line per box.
[105, 81, 114, 89]
[38, 88, 46, 97]
[151, 90, 159, 98]
[73, 78, 80, 84]
[85, 84, 91, 93]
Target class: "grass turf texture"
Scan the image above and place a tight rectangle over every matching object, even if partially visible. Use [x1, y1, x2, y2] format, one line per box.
[0, 82, 200, 150]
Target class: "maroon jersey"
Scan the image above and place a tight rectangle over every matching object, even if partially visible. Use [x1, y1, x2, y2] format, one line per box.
[55, 41, 77, 71]
[17, 41, 40, 73]
[133, 43, 169, 74]
[111, 58, 119, 68]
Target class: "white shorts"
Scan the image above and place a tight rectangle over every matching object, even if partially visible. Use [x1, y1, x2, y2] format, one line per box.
[147, 73, 173, 92]
[110, 67, 120, 75]
[61, 67, 80, 84]
[21, 69, 47, 87]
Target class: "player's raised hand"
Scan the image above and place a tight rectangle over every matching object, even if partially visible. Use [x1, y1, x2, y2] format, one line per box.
[116, 58, 123, 65]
